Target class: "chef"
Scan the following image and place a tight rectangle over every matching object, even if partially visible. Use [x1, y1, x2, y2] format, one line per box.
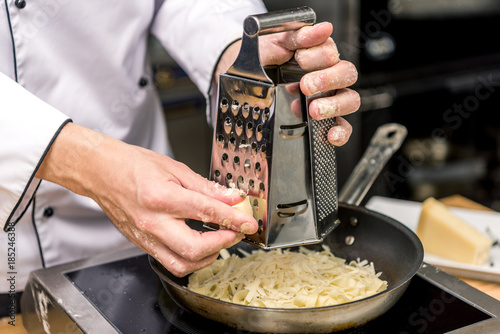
[0, 0, 360, 314]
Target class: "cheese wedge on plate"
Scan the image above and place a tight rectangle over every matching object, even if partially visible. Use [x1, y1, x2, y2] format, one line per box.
[417, 197, 493, 265]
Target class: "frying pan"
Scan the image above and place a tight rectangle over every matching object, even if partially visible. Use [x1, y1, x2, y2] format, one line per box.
[149, 123, 424, 333]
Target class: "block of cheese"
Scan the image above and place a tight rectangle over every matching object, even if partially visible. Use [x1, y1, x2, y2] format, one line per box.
[232, 195, 254, 216]
[417, 197, 493, 265]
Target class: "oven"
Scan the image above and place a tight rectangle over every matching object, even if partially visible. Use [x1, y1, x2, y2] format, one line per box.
[264, 0, 500, 208]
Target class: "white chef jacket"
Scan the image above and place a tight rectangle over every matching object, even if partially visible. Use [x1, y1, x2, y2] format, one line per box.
[0, 0, 266, 293]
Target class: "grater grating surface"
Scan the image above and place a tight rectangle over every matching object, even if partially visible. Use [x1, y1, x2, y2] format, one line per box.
[206, 7, 340, 249]
[310, 117, 337, 224]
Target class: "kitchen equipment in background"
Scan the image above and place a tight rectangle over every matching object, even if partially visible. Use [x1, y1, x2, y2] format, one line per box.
[339, 123, 407, 205]
[263, 0, 500, 209]
[207, 7, 341, 249]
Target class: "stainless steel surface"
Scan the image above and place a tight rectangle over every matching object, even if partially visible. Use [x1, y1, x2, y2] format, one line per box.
[21, 247, 144, 334]
[339, 123, 407, 206]
[209, 7, 340, 249]
[228, 6, 315, 83]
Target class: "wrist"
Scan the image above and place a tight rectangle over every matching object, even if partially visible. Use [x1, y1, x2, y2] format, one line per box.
[35, 123, 113, 198]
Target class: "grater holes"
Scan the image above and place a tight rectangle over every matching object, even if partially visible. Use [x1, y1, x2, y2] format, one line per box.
[263, 107, 270, 122]
[239, 139, 248, 153]
[235, 119, 243, 136]
[256, 124, 263, 141]
[257, 219, 263, 234]
[221, 153, 229, 165]
[255, 162, 261, 175]
[311, 118, 337, 221]
[242, 103, 250, 118]
[216, 134, 225, 148]
[244, 159, 251, 173]
[231, 101, 239, 116]
[261, 144, 267, 158]
[233, 156, 240, 169]
[253, 106, 261, 120]
[246, 122, 254, 138]
[224, 117, 232, 134]
[220, 98, 228, 113]
[237, 175, 245, 189]
[229, 137, 236, 151]
[225, 173, 233, 187]
[251, 142, 257, 155]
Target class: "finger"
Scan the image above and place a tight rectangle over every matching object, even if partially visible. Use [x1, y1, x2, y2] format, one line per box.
[109, 215, 223, 277]
[300, 60, 358, 96]
[160, 181, 258, 234]
[308, 88, 360, 120]
[278, 22, 333, 51]
[150, 218, 244, 266]
[154, 241, 221, 277]
[327, 116, 353, 146]
[295, 37, 340, 72]
[168, 160, 247, 206]
[259, 22, 333, 66]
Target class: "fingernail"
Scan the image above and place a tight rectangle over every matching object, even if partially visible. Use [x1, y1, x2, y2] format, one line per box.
[303, 75, 322, 95]
[328, 126, 349, 146]
[315, 99, 340, 119]
[240, 222, 256, 235]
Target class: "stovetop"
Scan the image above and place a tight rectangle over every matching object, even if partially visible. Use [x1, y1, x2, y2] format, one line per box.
[20, 247, 500, 333]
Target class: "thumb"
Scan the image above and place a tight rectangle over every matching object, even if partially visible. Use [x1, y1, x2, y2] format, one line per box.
[181, 173, 258, 230]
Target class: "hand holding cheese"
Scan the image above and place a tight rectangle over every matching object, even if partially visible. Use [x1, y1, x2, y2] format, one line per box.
[35, 123, 259, 277]
[417, 197, 493, 265]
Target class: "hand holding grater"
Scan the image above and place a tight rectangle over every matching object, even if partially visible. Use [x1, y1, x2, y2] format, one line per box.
[206, 7, 339, 249]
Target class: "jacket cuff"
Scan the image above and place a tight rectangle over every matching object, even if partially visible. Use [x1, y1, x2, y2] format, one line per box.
[4, 119, 72, 231]
[0, 72, 72, 231]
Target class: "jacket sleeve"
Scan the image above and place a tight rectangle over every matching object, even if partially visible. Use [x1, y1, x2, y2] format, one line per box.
[150, 0, 267, 125]
[0, 72, 71, 231]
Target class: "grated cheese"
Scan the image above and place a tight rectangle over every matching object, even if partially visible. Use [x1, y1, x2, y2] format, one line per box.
[186, 246, 388, 308]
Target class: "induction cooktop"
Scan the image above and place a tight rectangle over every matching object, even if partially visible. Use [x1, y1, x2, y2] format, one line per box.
[20, 247, 500, 333]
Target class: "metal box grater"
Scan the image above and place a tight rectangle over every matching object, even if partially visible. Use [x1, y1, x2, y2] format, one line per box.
[206, 7, 340, 249]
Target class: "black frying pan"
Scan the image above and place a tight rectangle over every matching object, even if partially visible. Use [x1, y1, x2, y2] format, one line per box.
[149, 124, 424, 333]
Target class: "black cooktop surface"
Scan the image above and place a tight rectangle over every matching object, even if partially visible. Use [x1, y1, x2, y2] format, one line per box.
[65, 254, 492, 334]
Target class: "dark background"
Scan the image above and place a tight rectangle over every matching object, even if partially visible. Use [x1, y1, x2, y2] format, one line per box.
[150, 0, 500, 210]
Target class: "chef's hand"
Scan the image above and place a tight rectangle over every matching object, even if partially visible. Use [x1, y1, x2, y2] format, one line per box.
[217, 22, 360, 146]
[35, 123, 258, 277]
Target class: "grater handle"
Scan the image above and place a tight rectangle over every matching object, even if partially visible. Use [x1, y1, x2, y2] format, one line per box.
[244, 6, 316, 36]
[339, 123, 408, 206]
[228, 7, 316, 83]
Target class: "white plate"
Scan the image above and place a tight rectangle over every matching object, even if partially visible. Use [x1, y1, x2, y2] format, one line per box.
[365, 196, 500, 282]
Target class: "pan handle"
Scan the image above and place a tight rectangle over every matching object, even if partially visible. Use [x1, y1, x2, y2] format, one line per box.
[338, 123, 407, 206]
